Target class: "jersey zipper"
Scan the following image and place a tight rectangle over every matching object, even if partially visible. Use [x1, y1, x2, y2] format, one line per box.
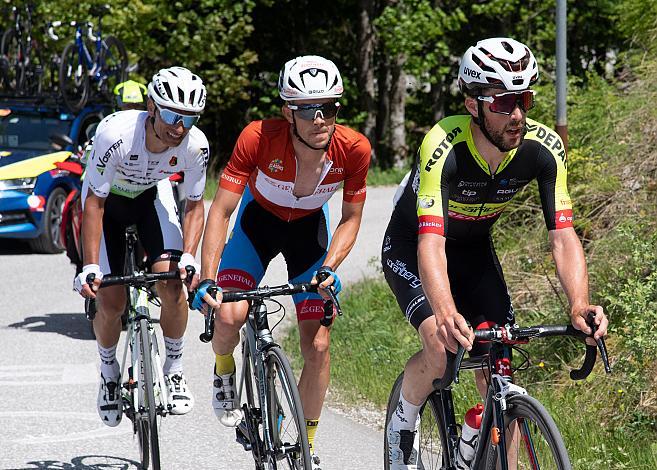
[477, 165, 496, 218]
[288, 155, 333, 222]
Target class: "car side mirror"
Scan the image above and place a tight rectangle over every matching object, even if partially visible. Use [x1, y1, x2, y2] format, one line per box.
[50, 133, 74, 151]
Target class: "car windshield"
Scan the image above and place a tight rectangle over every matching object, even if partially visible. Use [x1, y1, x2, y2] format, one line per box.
[0, 111, 71, 151]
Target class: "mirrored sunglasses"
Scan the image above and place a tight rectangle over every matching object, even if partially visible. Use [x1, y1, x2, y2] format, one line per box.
[156, 104, 200, 128]
[288, 102, 340, 121]
[477, 90, 536, 115]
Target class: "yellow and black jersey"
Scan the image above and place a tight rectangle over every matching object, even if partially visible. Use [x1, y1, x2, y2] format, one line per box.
[391, 115, 572, 241]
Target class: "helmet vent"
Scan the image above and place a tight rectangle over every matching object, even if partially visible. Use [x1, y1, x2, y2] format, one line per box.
[189, 90, 196, 105]
[501, 41, 514, 53]
[178, 87, 185, 103]
[162, 82, 173, 100]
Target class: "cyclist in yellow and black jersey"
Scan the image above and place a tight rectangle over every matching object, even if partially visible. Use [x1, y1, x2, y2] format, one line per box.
[383, 37, 608, 470]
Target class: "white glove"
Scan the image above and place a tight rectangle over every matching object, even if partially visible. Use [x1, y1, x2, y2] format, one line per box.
[178, 252, 200, 277]
[74, 264, 103, 293]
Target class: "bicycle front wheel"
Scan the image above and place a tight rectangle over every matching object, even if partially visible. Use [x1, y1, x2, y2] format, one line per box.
[497, 394, 571, 470]
[264, 346, 311, 470]
[59, 42, 89, 112]
[0, 28, 23, 92]
[384, 372, 449, 470]
[99, 35, 127, 95]
[138, 318, 161, 470]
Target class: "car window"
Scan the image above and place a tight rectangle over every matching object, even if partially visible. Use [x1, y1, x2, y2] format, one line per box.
[0, 113, 72, 151]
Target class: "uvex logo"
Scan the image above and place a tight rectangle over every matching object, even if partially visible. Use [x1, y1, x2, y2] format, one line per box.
[463, 67, 481, 80]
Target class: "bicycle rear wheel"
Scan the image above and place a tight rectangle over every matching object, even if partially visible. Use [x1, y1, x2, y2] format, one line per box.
[493, 394, 571, 470]
[384, 372, 449, 470]
[0, 29, 24, 92]
[264, 346, 311, 470]
[59, 42, 89, 112]
[137, 318, 161, 470]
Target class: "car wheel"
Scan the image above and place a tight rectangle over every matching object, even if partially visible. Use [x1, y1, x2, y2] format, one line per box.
[29, 187, 67, 254]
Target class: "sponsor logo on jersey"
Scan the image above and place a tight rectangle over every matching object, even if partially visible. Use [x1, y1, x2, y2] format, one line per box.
[95, 139, 123, 172]
[169, 156, 178, 166]
[418, 215, 444, 236]
[529, 124, 567, 165]
[383, 235, 391, 253]
[329, 166, 344, 174]
[268, 158, 284, 173]
[458, 180, 487, 188]
[463, 67, 481, 80]
[220, 173, 244, 186]
[555, 209, 573, 229]
[405, 294, 426, 320]
[129, 154, 138, 161]
[496, 188, 519, 195]
[201, 148, 209, 168]
[462, 190, 477, 197]
[425, 127, 462, 172]
[418, 197, 435, 209]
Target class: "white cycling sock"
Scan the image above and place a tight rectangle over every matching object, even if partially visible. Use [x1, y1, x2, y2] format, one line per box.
[98, 343, 120, 378]
[163, 336, 184, 375]
[389, 391, 421, 432]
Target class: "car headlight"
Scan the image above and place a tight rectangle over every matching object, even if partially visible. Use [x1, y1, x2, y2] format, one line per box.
[0, 177, 37, 193]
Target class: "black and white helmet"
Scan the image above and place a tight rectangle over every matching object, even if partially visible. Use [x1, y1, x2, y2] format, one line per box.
[278, 55, 343, 101]
[148, 66, 207, 113]
[458, 37, 539, 94]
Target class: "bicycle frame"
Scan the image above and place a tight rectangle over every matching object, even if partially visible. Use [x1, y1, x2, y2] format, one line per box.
[237, 299, 280, 460]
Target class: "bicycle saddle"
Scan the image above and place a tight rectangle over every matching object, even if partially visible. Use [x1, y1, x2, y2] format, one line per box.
[90, 4, 111, 18]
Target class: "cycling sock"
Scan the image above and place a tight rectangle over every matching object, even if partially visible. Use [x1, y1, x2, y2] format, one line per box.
[215, 353, 236, 376]
[306, 419, 319, 451]
[98, 343, 119, 378]
[163, 336, 185, 375]
[390, 391, 421, 431]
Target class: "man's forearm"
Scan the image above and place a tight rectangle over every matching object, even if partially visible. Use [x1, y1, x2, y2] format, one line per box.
[550, 229, 590, 311]
[200, 204, 230, 280]
[182, 200, 205, 255]
[323, 215, 361, 270]
[417, 235, 458, 318]
[82, 203, 104, 266]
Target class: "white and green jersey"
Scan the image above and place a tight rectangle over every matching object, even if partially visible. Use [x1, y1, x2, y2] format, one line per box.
[84, 110, 209, 200]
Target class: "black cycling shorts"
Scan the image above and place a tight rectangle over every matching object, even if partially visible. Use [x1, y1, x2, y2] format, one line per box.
[381, 221, 515, 355]
[83, 181, 183, 275]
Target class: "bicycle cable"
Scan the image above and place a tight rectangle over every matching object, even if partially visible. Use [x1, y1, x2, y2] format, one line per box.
[266, 298, 286, 331]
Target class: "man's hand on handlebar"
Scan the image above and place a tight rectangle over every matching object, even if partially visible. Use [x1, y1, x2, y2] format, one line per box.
[73, 264, 103, 299]
[435, 310, 474, 354]
[570, 304, 608, 345]
[178, 253, 200, 290]
[192, 279, 222, 315]
[312, 266, 341, 301]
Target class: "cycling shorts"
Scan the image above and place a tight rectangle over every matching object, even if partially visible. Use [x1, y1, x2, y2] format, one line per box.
[217, 187, 331, 321]
[381, 221, 515, 356]
[83, 180, 183, 275]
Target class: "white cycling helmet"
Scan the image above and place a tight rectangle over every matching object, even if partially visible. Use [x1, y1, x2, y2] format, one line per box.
[278, 55, 343, 101]
[458, 37, 538, 94]
[148, 66, 207, 113]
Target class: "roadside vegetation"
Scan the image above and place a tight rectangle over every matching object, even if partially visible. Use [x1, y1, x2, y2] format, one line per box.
[285, 22, 657, 470]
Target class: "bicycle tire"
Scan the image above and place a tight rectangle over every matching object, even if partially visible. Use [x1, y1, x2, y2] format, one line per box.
[241, 338, 266, 466]
[59, 42, 89, 112]
[138, 318, 161, 470]
[264, 346, 311, 470]
[1, 28, 23, 92]
[483, 394, 571, 470]
[384, 372, 450, 470]
[99, 35, 127, 95]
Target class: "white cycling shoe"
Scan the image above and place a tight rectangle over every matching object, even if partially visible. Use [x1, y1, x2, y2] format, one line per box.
[310, 452, 322, 470]
[165, 372, 194, 415]
[97, 373, 122, 427]
[387, 420, 420, 470]
[213, 369, 242, 427]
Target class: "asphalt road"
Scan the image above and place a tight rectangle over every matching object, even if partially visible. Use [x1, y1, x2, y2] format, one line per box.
[0, 186, 398, 470]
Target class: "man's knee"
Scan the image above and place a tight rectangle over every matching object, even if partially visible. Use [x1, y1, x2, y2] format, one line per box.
[157, 279, 184, 305]
[300, 326, 330, 366]
[97, 289, 126, 318]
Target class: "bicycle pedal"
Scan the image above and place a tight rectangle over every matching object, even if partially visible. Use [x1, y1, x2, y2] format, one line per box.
[235, 425, 252, 451]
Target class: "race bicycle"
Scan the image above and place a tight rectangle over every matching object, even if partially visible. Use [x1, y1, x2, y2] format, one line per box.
[199, 278, 341, 470]
[384, 317, 611, 470]
[50, 3, 127, 111]
[86, 226, 190, 470]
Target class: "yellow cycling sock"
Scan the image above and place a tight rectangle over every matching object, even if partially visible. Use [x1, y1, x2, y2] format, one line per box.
[215, 353, 235, 376]
[306, 419, 319, 452]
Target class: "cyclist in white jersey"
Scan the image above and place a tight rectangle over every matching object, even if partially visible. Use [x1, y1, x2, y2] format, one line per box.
[73, 66, 209, 425]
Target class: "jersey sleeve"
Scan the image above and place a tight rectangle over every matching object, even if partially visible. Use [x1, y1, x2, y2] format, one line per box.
[342, 134, 371, 203]
[219, 121, 261, 195]
[84, 123, 124, 198]
[417, 123, 454, 237]
[535, 130, 573, 230]
[183, 132, 209, 201]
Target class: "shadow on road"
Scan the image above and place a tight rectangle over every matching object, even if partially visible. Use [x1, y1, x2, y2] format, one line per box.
[15, 455, 139, 469]
[0, 239, 34, 255]
[7, 313, 94, 340]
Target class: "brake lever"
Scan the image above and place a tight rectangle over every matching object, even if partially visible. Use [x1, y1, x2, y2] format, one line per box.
[199, 286, 218, 343]
[587, 312, 611, 374]
[315, 271, 342, 327]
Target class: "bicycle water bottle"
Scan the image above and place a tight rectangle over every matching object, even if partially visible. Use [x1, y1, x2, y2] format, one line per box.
[456, 403, 484, 470]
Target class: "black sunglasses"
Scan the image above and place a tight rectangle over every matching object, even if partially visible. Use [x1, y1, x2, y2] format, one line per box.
[288, 102, 340, 120]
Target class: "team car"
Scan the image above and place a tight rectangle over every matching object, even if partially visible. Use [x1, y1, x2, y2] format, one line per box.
[0, 99, 111, 253]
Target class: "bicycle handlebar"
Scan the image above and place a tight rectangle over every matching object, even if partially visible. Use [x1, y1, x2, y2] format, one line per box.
[195, 282, 343, 343]
[432, 315, 611, 390]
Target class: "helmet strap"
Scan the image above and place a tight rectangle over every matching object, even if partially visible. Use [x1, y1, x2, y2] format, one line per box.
[150, 116, 164, 142]
[291, 114, 333, 151]
[476, 101, 509, 153]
